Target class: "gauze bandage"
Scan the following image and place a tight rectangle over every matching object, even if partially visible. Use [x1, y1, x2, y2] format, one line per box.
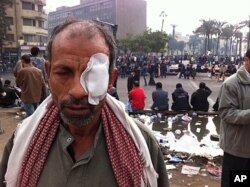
[80, 53, 109, 105]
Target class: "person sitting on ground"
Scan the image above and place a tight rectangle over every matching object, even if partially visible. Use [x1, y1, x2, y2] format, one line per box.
[213, 97, 219, 111]
[171, 83, 191, 111]
[191, 82, 212, 112]
[108, 86, 119, 100]
[128, 80, 146, 112]
[0, 79, 19, 108]
[0, 19, 169, 187]
[151, 82, 169, 111]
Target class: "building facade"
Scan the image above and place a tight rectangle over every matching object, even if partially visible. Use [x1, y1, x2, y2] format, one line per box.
[3, 0, 48, 62]
[48, 0, 146, 39]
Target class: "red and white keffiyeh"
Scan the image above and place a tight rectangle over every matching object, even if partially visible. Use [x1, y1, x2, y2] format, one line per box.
[5, 95, 158, 187]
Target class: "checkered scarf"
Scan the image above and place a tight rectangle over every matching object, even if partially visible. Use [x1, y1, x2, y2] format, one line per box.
[17, 103, 145, 187]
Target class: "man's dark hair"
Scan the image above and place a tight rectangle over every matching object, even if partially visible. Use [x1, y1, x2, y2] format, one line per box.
[21, 54, 31, 64]
[246, 49, 250, 58]
[0, 79, 3, 93]
[47, 19, 116, 75]
[30, 46, 40, 56]
[4, 80, 11, 86]
[133, 81, 140, 87]
[176, 83, 182, 88]
[199, 82, 206, 89]
[156, 82, 162, 89]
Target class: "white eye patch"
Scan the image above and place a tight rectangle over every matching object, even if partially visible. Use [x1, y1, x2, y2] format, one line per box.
[80, 53, 109, 105]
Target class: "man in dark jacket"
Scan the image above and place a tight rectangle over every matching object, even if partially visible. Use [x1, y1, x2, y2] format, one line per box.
[171, 83, 191, 111]
[191, 82, 212, 111]
[151, 82, 169, 111]
[0, 80, 19, 107]
[127, 71, 137, 93]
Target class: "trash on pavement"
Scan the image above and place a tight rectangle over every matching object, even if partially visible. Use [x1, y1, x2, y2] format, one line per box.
[168, 155, 183, 163]
[166, 164, 177, 170]
[206, 163, 222, 177]
[181, 165, 200, 175]
[181, 114, 192, 122]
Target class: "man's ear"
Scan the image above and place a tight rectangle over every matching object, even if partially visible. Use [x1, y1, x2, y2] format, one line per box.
[108, 68, 118, 90]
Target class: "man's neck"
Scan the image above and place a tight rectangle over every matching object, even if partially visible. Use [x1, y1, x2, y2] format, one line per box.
[22, 63, 33, 68]
[65, 117, 101, 161]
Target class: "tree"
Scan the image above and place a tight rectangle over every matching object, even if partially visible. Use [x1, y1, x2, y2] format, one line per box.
[188, 34, 202, 55]
[194, 19, 216, 55]
[214, 21, 227, 55]
[221, 24, 234, 56]
[0, 0, 13, 61]
[176, 41, 185, 55]
[117, 30, 168, 54]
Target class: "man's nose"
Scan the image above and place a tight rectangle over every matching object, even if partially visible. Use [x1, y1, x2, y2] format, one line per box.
[68, 77, 88, 99]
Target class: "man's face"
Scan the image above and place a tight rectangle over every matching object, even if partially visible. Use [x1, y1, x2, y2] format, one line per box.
[48, 28, 110, 127]
[244, 56, 250, 72]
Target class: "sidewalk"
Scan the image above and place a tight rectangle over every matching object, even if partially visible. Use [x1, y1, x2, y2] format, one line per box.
[0, 107, 22, 156]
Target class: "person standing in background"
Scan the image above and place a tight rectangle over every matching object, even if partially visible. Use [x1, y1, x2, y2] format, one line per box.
[30, 46, 48, 83]
[127, 70, 137, 93]
[16, 54, 47, 117]
[218, 49, 250, 187]
[142, 62, 148, 86]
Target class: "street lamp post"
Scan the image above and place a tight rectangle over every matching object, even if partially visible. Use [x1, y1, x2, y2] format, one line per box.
[159, 11, 167, 33]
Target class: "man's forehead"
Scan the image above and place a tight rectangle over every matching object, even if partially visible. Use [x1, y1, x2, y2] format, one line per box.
[56, 23, 100, 40]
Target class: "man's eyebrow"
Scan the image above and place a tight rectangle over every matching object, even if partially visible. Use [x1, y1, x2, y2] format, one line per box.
[52, 63, 72, 69]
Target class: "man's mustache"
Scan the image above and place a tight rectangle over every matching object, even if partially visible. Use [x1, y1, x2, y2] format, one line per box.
[60, 98, 91, 107]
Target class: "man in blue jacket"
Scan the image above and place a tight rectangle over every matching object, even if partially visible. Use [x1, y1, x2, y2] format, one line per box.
[151, 82, 169, 111]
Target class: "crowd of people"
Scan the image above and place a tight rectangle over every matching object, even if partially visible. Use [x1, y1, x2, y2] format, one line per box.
[116, 52, 243, 82]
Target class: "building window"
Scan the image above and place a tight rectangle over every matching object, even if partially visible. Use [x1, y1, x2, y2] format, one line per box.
[38, 5, 43, 12]
[22, 2, 35, 10]
[38, 20, 44, 28]
[40, 35, 48, 44]
[23, 18, 36, 26]
[23, 34, 36, 42]
[5, 34, 14, 42]
[6, 17, 14, 25]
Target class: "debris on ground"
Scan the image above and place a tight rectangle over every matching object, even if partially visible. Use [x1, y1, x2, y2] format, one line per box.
[181, 165, 200, 175]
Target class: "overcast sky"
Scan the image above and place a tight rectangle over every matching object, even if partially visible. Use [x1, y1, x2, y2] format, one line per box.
[45, 0, 250, 35]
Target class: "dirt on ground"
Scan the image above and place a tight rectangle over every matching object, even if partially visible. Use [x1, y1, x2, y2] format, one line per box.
[0, 108, 222, 187]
